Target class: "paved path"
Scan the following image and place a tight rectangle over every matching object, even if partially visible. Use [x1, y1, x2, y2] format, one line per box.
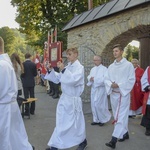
[24, 85, 150, 150]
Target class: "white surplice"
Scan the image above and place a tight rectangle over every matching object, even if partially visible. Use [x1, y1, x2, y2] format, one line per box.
[45, 60, 86, 149]
[87, 64, 111, 123]
[104, 58, 135, 139]
[0, 54, 32, 150]
[141, 66, 150, 104]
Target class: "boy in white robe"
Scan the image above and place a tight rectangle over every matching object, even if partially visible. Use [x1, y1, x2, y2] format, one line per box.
[0, 37, 34, 150]
[87, 55, 111, 126]
[104, 44, 135, 149]
[45, 47, 87, 150]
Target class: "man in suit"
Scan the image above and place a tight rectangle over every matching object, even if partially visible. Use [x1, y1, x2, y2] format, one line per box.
[22, 53, 37, 115]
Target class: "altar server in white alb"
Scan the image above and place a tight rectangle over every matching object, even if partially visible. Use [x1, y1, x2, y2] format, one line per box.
[104, 44, 135, 149]
[45, 47, 87, 150]
[0, 37, 34, 150]
[87, 55, 111, 126]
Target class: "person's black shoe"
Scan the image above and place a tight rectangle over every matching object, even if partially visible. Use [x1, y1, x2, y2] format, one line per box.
[30, 112, 35, 115]
[129, 115, 136, 118]
[47, 90, 50, 94]
[99, 122, 104, 126]
[76, 139, 87, 150]
[145, 128, 150, 136]
[24, 111, 29, 116]
[91, 122, 100, 125]
[45, 147, 58, 150]
[145, 131, 150, 136]
[52, 94, 59, 99]
[49, 92, 55, 96]
[118, 132, 129, 142]
[106, 136, 117, 149]
[32, 146, 35, 150]
[48, 91, 53, 94]
[105, 141, 116, 149]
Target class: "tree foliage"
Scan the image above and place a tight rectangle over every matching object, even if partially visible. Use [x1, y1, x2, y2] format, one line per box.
[0, 27, 15, 53]
[11, 0, 110, 50]
[0, 27, 36, 60]
[124, 44, 139, 61]
[93, 0, 112, 6]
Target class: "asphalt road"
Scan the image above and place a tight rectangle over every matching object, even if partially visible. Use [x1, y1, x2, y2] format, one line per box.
[24, 85, 150, 150]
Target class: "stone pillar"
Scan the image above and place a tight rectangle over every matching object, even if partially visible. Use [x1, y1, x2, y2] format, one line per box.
[139, 35, 150, 70]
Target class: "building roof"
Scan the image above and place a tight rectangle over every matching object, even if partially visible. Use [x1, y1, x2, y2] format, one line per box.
[62, 0, 150, 31]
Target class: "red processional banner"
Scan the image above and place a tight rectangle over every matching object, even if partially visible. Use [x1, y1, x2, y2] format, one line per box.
[49, 41, 62, 67]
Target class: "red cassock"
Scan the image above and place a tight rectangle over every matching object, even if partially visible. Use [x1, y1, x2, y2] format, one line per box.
[130, 67, 144, 110]
[41, 64, 47, 75]
[36, 63, 41, 70]
[142, 66, 150, 115]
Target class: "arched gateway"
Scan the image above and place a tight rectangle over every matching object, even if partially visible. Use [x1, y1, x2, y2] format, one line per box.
[63, 0, 150, 101]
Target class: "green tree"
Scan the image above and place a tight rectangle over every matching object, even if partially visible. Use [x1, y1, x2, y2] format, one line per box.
[0, 27, 15, 53]
[11, 0, 110, 50]
[124, 44, 139, 61]
[93, 0, 111, 6]
[0, 27, 38, 61]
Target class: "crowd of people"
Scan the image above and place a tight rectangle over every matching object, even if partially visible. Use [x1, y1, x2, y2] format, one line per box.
[0, 36, 150, 150]
[34, 52, 61, 99]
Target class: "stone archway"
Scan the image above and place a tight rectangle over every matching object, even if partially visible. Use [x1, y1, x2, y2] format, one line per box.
[65, 1, 150, 102]
[101, 25, 150, 69]
[66, 3, 150, 68]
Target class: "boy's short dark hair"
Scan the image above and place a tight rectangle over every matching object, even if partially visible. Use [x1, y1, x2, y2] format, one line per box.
[25, 53, 31, 59]
[113, 44, 123, 51]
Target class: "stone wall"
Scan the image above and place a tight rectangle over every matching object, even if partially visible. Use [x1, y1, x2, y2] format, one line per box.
[66, 4, 150, 102]
[67, 4, 150, 66]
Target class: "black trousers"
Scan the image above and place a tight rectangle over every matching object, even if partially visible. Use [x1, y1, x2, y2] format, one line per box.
[49, 81, 55, 93]
[23, 87, 35, 113]
[50, 82, 59, 95]
[54, 83, 60, 96]
[141, 105, 150, 129]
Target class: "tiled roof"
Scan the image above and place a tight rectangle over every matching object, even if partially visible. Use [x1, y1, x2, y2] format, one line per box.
[62, 0, 150, 31]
